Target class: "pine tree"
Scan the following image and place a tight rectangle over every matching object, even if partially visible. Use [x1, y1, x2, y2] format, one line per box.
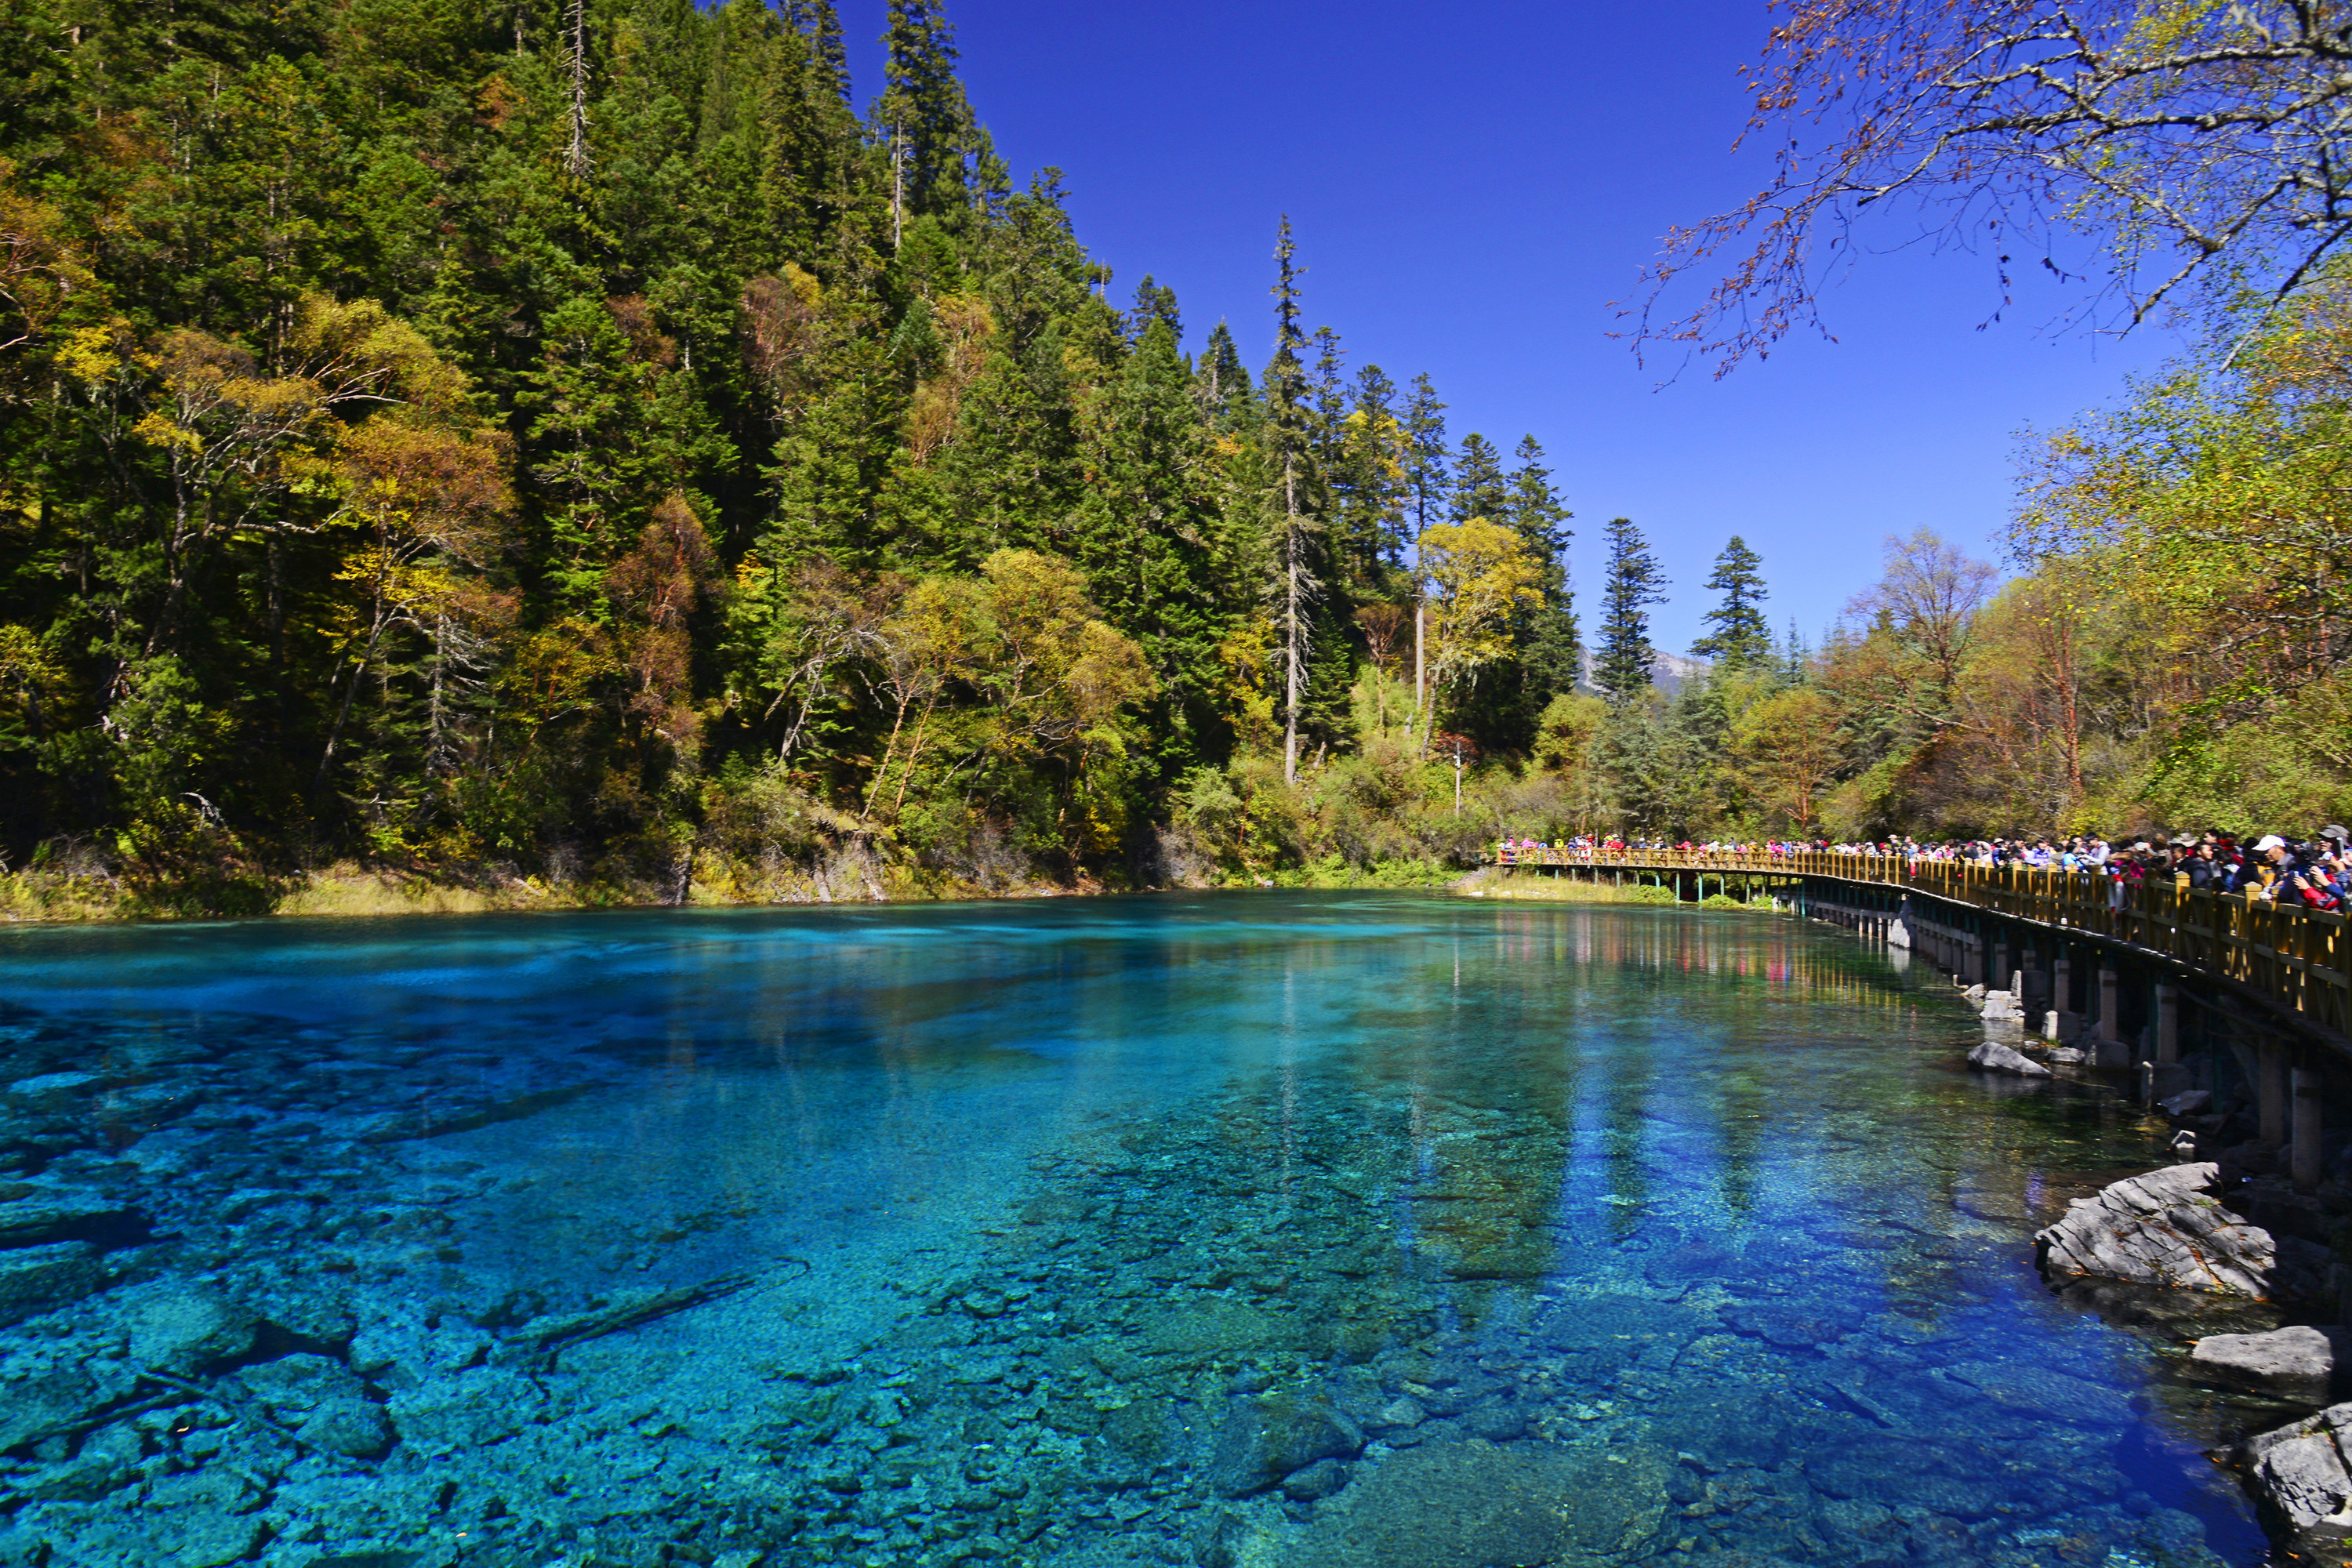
[1691, 535, 1772, 669]
[1309, 326, 1346, 465]
[877, 0, 971, 245]
[1331, 364, 1406, 593]
[1403, 372, 1447, 724]
[1069, 313, 1232, 781]
[1449, 434, 1507, 522]
[787, 0, 851, 100]
[1127, 274, 1181, 345]
[1506, 434, 1577, 700]
[1194, 321, 1255, 431]
[1594, 517, 1667, 707]
[1264, 215, 1322, 786]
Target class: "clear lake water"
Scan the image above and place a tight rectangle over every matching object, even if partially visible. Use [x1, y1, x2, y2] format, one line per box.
[0, 891, 2304, 1567]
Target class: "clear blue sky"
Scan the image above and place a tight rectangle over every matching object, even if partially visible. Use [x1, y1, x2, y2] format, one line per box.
[840, 0, 2176, 654]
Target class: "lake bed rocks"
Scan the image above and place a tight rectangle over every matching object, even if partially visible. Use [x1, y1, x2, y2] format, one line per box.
[0, 986, 2275, 1568]
[1207, 1390, 1364, 1497]
[1287, 1439, 1671, 1568]
[2034, 1162, 2280, 1298]
[0, 1241, 105, 1327]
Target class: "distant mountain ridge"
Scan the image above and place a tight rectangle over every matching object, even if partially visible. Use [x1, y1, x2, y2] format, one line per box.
[1573, 647, 1710, 697]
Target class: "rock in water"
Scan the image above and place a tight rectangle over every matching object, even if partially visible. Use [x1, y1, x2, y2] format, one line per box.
[2034, 1163, 2277, 1298]
[1968, 1040, 2052, 1077]
[0, 1242, 103, 1327]
[1207, 1390, 1364, 1497]
[2243, 1403, 2352, 1534]
[0, 1187, 143, 1248]
[0, 1363, 102, 1450]
[122, 1284, 259, 1374]
[2192, 1325, 2349, 1404]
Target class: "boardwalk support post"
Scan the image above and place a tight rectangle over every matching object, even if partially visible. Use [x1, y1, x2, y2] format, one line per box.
[2096, 962, 2123, 1065]
[2296, 1065, 2325, 1191]
[2261, 1047, 2290, 1145]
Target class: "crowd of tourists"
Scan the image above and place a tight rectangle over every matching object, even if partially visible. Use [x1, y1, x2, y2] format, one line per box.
[1494, 828, 2352, 911]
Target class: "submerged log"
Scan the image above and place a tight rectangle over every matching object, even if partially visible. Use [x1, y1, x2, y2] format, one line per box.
[514, 1272, 765, 1369]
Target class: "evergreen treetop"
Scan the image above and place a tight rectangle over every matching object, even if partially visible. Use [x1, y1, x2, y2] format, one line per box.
[1449, 434, 1507, 524]
[1595, 517, 1668, 707]
[1692, 535, 1772, 669]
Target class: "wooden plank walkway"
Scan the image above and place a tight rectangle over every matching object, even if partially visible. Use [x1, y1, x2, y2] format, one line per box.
[1488, 846, 2352, 1040]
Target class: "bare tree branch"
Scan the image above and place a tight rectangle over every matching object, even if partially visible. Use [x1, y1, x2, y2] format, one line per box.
[1626, 1, 2352, 376]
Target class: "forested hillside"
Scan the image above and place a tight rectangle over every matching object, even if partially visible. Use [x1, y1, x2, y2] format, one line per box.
[0, 0, 1591, 909]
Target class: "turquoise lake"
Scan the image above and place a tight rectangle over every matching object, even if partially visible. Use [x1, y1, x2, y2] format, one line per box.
[0, 892, 2294, 1566]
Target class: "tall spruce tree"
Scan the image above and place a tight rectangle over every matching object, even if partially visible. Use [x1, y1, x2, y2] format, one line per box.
[1127, 274, 1181, 344]
[1195, 321, 1255, 431]
[1506, 434, 1578, 702]
[877, 0, 971, 245]
[1594, 517, 1668, 707]
[1264, 216, 1320, 785]
[788, 1, 852, 100]
[1691, 535, 1772, 669]
[1332, 364, 1406, 593]
[1403, 372, 1447, 724]
[1449, 434, 1507, 522]
[1070, 311, 1231, 781]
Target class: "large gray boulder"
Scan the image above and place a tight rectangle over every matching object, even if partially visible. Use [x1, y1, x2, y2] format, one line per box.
[2034, 1163, 2278, 1298]
[1968, 1040, 2051, 1077]
[2193, 1326, 2350, 1404]
[2244, 1403, 2352, 1533]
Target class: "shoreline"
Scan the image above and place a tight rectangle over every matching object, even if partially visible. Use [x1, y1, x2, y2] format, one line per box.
[0, 855, 1481, 927]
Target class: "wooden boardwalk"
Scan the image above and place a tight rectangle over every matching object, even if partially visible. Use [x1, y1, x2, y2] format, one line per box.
[1490, 846, 2352, 1044]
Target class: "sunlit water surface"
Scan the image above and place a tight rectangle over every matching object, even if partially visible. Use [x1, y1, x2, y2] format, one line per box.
[0, 894, 2289, 1567]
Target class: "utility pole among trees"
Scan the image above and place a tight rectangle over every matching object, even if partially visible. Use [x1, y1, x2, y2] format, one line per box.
[1267, 217, 1316, 785]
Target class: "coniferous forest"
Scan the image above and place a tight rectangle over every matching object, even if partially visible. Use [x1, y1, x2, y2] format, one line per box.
[11, 0, 2352, 916]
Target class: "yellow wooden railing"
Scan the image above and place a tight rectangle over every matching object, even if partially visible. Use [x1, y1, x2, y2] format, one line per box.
[1489, 845, 2352, 1038]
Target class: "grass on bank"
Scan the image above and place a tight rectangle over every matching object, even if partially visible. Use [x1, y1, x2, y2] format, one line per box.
[1451, 866, 1788, 910]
